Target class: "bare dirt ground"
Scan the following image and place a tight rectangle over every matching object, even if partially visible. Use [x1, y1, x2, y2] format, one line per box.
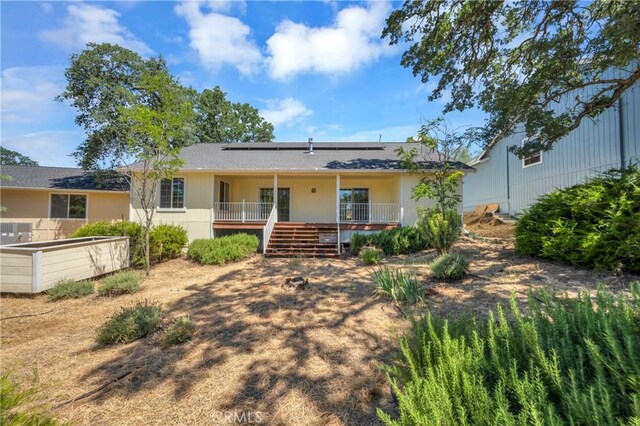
[2, 229, 638, 425]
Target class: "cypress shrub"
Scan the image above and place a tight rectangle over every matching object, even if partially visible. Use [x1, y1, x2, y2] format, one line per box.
[515, 166, 640, 273]
[379, 284, 640, 425]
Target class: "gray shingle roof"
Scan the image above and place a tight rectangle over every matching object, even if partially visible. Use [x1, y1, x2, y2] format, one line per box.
[0, 165, 129, 191]
[165, 142, 474, 172]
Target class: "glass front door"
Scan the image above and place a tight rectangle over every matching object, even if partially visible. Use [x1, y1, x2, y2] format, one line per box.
[260, 188, 290, 222]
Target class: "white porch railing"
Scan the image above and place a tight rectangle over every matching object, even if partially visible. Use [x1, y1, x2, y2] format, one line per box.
[262, 205, 278, 251]
[214, 202, 273, 222]
[339, 203, 401, 223]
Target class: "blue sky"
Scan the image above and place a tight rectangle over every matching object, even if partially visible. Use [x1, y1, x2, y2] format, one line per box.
[1, 1, 485, 167]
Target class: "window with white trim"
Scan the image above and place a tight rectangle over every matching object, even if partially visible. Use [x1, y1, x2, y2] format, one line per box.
[522, 137, 542, 167]
[159, 177, 185, 209]
[50, 194, 87, 219]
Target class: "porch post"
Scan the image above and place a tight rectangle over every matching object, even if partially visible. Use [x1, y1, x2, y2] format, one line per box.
[273, 174, 278, 214]
[335, 174, 340, 223]
[242, 199, 246, 223]
[210, 174, 215, 238]
[400, 174, 405, 225]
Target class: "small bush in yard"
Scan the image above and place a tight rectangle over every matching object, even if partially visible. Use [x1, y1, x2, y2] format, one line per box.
[378, 284, 640, 425]
[351, 227, 429, 256]
[162, 315, 196, 347]
[361, 247, 383, 265]
[149, 224, 188, 262]
[187, 233, 259, 265]
[96, 301, 162, 345]
[97, 271, 142, 296]
[417, 208, 462, 255]
[1, 374, 64, 426]
[371, 267, 423, 305]
[47, 279, 93, 301]
[515, 166, 640, 273]
[430, 253, 469, 281]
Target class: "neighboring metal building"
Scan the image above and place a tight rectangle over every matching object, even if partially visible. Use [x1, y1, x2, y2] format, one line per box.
[463, 75, 640, 216]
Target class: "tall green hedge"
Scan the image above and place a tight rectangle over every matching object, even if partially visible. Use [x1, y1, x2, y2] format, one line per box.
[72, 221, 187, 266]
[379, 284, 640, 425]
[515, 166, 640, 273]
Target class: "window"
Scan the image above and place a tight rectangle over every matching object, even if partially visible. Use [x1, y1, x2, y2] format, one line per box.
[159, 177, 185, 209]
[50, 194, 87, 219]
[522, 137, 542, 167]
[340, 188, 369, 221]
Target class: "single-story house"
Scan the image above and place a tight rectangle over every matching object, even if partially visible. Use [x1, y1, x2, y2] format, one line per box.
[463, 72, 640, 215]
[0, 165, 130, 243]
[129, 141, 473, 256]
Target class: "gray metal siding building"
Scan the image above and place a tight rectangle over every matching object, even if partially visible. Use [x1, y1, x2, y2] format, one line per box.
[463, 75, 640, 215]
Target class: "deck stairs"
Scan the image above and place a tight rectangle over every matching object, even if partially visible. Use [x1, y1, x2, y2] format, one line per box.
[265, 223, 339, 258]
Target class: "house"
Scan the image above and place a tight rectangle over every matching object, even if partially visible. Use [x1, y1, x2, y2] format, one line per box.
[463, 75, 640, 215]
[0, 165, 129, 243]
[129, 141, 473, 256]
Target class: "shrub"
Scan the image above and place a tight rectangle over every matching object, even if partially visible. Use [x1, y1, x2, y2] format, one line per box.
[46, 279, 93, 301]
[378, 284, 640, 425]
[96, 301, 162, 345]
[515, 166, 640, 273]
[187, 233, 260, 265]
[371, 267, 423, 305]
[430, 253, 469, 281]
[417, 208, 462, 255]
[361, 247, 383, 265]
[97, 271, 142, 296]
[72, 221, 188, 267]
[162, 315, 196, 347]
[149, 224, 188, 263]
[351, 227, 430, 256]
[1, 374, 64, 426]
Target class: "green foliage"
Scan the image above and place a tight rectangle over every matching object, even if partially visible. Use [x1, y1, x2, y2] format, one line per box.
[417, 208, 462, 255]
[0, 147, 38, 166]
[96, 301, 162, 345]
[1, 374, 64, 426]
[351, 227, 429, 256]
[196, 86, 274, 143]
[430, 253, 469, 281]
[97, 271, 142, 296]
[72, 221, 186, 267]
[46, 279, 93, 301]
[383, 1, 640, 156]
[361, 247, 383, 265]
[149, 224, 188, 262]
[515, 167, 640, 273]
[371, 267, 423, 305]
[162, 315, 196, 348]
[187, 234, 260, 265]
[379, 284, 640, 425]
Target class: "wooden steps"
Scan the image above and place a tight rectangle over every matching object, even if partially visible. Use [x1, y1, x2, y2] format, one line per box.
[265, 223, 339, 258]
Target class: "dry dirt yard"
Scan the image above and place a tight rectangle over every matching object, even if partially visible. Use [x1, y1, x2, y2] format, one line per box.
[1, 227, 637, 425]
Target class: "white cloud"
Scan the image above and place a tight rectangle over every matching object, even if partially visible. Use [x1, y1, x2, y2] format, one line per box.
[266, 1, 394, 80]
[39, 4, 150, 54]
[1, 130, 83, 167]
[175, 1, 262, 75]
[1, 66, 64, 122]
[260, 98, 312, 127]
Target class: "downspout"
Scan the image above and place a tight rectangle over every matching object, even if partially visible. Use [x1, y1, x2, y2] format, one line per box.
[618, 97, 626, 169]
[506, 145, 511, 215]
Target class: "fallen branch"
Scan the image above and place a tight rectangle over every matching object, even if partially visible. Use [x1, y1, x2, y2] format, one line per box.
[54, 370, 134, 409]
[0, 310, 54, 321]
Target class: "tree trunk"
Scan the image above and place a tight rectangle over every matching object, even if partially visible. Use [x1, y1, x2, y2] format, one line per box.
[144, 222, 151, 276]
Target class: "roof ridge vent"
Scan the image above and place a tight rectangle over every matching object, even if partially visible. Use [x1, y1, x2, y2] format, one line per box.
[306, 137, 314, 154]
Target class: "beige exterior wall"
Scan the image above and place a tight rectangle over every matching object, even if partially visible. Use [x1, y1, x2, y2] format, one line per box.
[130, 171, 465, 242]
[0, 188, 129, 241]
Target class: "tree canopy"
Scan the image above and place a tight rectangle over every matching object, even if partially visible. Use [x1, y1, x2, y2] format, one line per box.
[196, 87, 274, 143]
[383, 0, 640, 157]
[0, 147, 38, 166]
